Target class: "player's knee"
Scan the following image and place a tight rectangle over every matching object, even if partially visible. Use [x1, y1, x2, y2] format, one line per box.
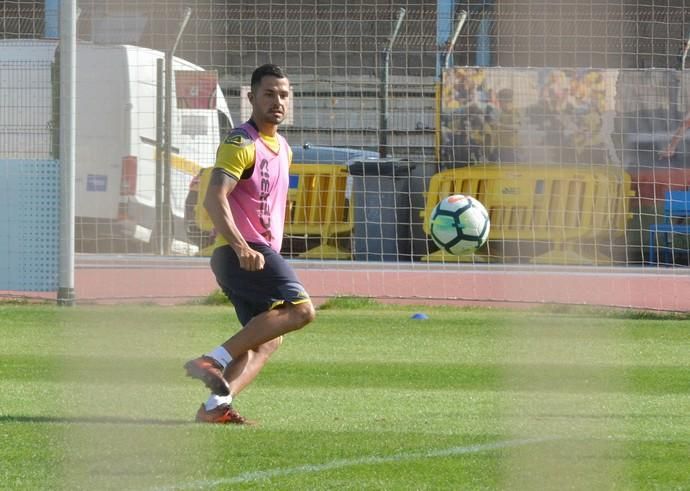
[267, 335, 283, 352]
[256, 336, 282, 357]
[293, 301, 315, 328]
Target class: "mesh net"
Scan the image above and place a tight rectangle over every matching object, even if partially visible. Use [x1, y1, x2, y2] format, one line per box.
[1, 0, 689, 309]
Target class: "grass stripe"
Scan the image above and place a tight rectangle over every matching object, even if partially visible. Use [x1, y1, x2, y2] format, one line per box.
[3, 355, 689, 395]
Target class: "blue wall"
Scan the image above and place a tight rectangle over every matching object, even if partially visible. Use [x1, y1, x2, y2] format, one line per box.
[0, 160, 60, 291]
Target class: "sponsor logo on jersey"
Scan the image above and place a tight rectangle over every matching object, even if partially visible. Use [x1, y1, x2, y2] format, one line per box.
[224, 127, 254, 146]
[258, 157, 273, 243]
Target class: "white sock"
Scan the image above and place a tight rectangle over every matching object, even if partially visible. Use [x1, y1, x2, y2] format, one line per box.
[205, 346, 232, 369]
[205, 394, 232, 411]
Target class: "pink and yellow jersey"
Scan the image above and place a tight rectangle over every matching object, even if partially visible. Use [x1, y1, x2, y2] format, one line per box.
[213, 121, 292, 252]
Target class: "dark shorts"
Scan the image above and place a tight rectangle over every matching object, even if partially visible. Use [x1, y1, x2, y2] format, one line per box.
[210, 243, 310, 326]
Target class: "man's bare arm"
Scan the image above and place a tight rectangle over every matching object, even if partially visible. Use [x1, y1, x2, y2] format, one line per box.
[203, 169, 265, 271]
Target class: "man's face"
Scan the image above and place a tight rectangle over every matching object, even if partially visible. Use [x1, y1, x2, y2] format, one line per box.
[249, 75, 290, 125]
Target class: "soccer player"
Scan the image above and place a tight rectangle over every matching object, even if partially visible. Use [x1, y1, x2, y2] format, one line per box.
[184, 64, 315, 424]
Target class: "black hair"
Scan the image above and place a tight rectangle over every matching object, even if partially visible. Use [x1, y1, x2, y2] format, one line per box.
[250, 64, 287, 92]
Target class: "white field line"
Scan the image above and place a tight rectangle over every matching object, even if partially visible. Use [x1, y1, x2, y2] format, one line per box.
[151, 436, 556, 491]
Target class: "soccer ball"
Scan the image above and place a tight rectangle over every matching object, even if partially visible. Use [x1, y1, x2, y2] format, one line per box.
[429, 194, 490, 255]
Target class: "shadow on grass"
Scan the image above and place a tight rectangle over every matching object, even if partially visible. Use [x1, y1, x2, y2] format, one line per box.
[0, 414, 193, 426]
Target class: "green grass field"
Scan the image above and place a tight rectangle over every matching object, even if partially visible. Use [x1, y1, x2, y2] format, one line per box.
[1, 298, 689, 490]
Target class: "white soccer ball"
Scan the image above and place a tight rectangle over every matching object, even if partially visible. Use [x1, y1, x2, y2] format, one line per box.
[429, 194, 490, 255]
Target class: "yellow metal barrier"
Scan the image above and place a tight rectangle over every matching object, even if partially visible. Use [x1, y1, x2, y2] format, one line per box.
[285, 163, 352, 259]
[421, 164, 634, 265]
[194, 166, 216, 233]
[190, 167, 218, 257]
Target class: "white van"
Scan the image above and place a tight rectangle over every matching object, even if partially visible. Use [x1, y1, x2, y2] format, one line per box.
[0, 39, 233, 252]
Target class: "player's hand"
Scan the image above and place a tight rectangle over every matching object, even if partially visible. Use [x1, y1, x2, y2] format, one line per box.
[235, 245, 265, 271]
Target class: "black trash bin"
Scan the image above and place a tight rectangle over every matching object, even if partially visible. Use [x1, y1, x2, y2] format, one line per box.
[395, 161, 439, 261]
[348, 159, 411, 261]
